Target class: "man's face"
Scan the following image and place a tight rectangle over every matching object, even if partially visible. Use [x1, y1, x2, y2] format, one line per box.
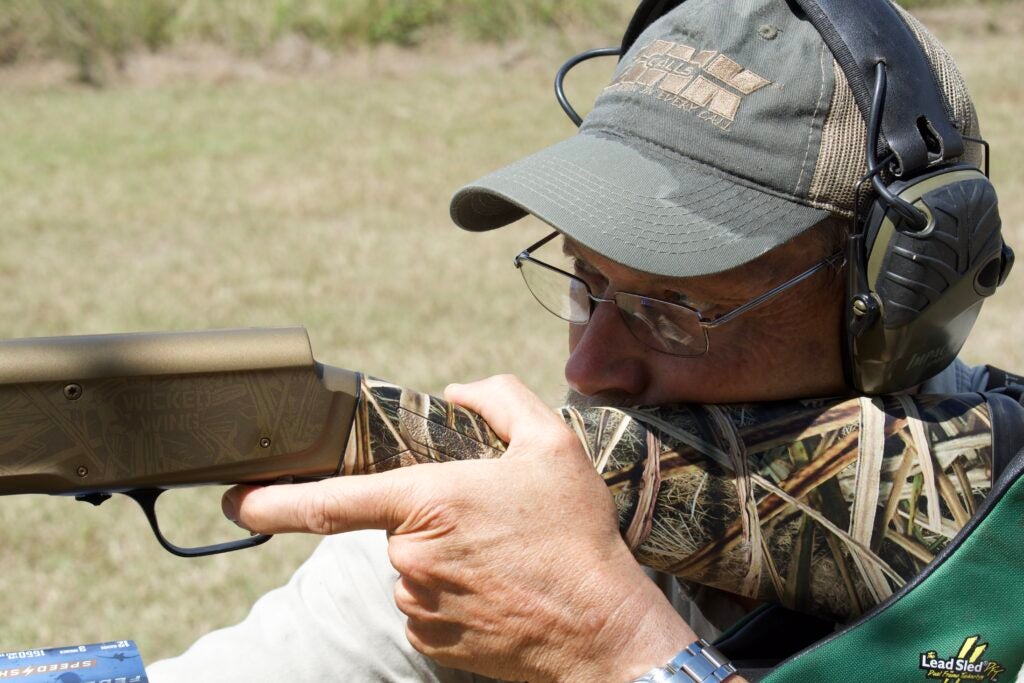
[563, 227, 848, 406]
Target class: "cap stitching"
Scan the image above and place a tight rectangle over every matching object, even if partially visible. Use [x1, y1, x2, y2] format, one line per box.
[511, 166, 780, 248]
[520, 156, 776, 229]
[506, 139, 725, 204]
[515, 168, 734, 235]
[794, 42, 829, 195]
[459, 167, 820, 274]
[508, 154, 720, 219]
[583, 127, 827, 212]
[512, 166, 804, 254]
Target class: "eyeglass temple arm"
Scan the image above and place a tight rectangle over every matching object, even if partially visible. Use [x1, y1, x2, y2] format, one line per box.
[514, 231, 562, 268]
[703, 255, 844, 328]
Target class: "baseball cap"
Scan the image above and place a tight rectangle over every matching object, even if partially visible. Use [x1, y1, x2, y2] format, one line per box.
[449, 0, 980, 277]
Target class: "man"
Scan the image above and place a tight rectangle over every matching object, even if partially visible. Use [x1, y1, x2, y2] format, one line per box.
[149, 0, 994, 681]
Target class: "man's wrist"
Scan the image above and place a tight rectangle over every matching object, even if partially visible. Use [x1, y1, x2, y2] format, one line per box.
[547, 553, 746, 683]
[548, 558, 695, 682]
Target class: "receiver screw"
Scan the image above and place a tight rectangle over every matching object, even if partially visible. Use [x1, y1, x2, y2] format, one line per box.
[63, 383, 83, 400]
[76, 466, 88, 477]
[851, 297, 871, 317]
[259, 437, 271, 449]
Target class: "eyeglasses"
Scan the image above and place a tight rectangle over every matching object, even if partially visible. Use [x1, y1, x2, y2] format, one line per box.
[514, 231, 844, 357]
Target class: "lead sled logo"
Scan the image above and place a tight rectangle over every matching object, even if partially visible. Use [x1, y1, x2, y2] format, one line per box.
[919, 635, 1006, 681]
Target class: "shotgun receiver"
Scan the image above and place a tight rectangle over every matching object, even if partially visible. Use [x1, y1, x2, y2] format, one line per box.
[0, 326, 1017, 623]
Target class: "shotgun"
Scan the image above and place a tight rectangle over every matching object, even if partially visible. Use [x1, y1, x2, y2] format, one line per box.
[0, 326, 1015, 623]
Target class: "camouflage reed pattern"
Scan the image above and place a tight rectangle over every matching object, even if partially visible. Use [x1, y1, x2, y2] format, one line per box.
[344, 376, 994, 623]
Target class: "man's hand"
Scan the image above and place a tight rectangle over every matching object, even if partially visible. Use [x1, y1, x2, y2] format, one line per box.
[222, 375, 700, 682]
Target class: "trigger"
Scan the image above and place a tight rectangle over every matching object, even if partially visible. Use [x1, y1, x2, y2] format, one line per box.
[75, 492, 112, 506]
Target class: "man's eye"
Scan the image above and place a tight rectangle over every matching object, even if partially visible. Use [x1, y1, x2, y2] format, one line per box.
[664, 290, 693, 307]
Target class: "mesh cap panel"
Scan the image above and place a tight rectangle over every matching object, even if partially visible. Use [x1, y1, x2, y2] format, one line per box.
[807, 2, 982, 217]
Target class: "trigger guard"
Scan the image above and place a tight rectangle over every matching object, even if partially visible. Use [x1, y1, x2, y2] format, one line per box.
[124, 488, 273, 558]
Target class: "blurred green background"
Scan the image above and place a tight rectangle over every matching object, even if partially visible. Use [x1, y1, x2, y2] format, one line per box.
[0, 0, 1020, 667]
[0, 0, 1005, 83]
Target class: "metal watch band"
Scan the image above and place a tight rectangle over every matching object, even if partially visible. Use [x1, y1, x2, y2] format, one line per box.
[631, 668, 676, 683]
[667, 639, 736, 682]
[631, 639, 736, 683]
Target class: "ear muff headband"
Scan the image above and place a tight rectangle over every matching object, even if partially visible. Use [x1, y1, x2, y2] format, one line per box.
[792, 0, 963, 174]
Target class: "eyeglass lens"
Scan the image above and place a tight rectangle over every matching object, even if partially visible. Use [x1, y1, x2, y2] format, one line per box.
[613, 293, 708, 355]
[519, 258, 709, 355]
[518, 258, 590, 323]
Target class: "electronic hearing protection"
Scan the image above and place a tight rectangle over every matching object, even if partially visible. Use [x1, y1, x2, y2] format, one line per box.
[554, 0, 1015, 395]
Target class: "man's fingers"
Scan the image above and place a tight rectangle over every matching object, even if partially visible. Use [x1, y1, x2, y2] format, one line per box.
[222, 472, 412, 535]
[444, 374, 563, 444]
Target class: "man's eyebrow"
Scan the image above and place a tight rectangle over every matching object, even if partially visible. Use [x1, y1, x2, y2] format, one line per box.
[561, 238, 583, 259]
[561, 240, 606, 273]
[561, 239, 605, 274]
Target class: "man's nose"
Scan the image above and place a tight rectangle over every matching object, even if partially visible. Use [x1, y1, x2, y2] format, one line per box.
[564, 300, 649, 399]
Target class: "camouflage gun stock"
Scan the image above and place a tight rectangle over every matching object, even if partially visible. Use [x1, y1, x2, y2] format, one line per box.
[0, 327, 1005, 622]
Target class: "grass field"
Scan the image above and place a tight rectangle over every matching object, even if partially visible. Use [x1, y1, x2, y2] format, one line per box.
[0, 4, 1021, 666]
[0, 0, 968, 84]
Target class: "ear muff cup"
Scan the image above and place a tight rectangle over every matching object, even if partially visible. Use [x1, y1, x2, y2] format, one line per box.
[847, 165, 1012, 394]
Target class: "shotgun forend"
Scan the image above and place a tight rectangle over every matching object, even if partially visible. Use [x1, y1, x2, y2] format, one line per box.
[0, 327, 1008, 623]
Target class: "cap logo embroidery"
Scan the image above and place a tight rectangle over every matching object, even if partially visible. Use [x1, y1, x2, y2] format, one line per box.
[606, 39, 772, 131]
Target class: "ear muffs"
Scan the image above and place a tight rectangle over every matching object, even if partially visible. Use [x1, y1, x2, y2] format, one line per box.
[846, 162, 1012, 393]
[783, 0, 1012, 394]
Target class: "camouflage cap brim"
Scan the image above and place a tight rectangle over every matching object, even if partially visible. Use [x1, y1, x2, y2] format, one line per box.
[450, 131, 829, 277]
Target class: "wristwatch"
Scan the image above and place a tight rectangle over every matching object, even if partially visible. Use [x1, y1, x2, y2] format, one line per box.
[631, 639, 737, 683]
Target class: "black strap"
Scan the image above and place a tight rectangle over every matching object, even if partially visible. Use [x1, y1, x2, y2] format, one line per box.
[792, 0, 963, 174]
[985, 364, 1024, 393]
[715, 603, 834, 664]
[988, 393, 1024, 483]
